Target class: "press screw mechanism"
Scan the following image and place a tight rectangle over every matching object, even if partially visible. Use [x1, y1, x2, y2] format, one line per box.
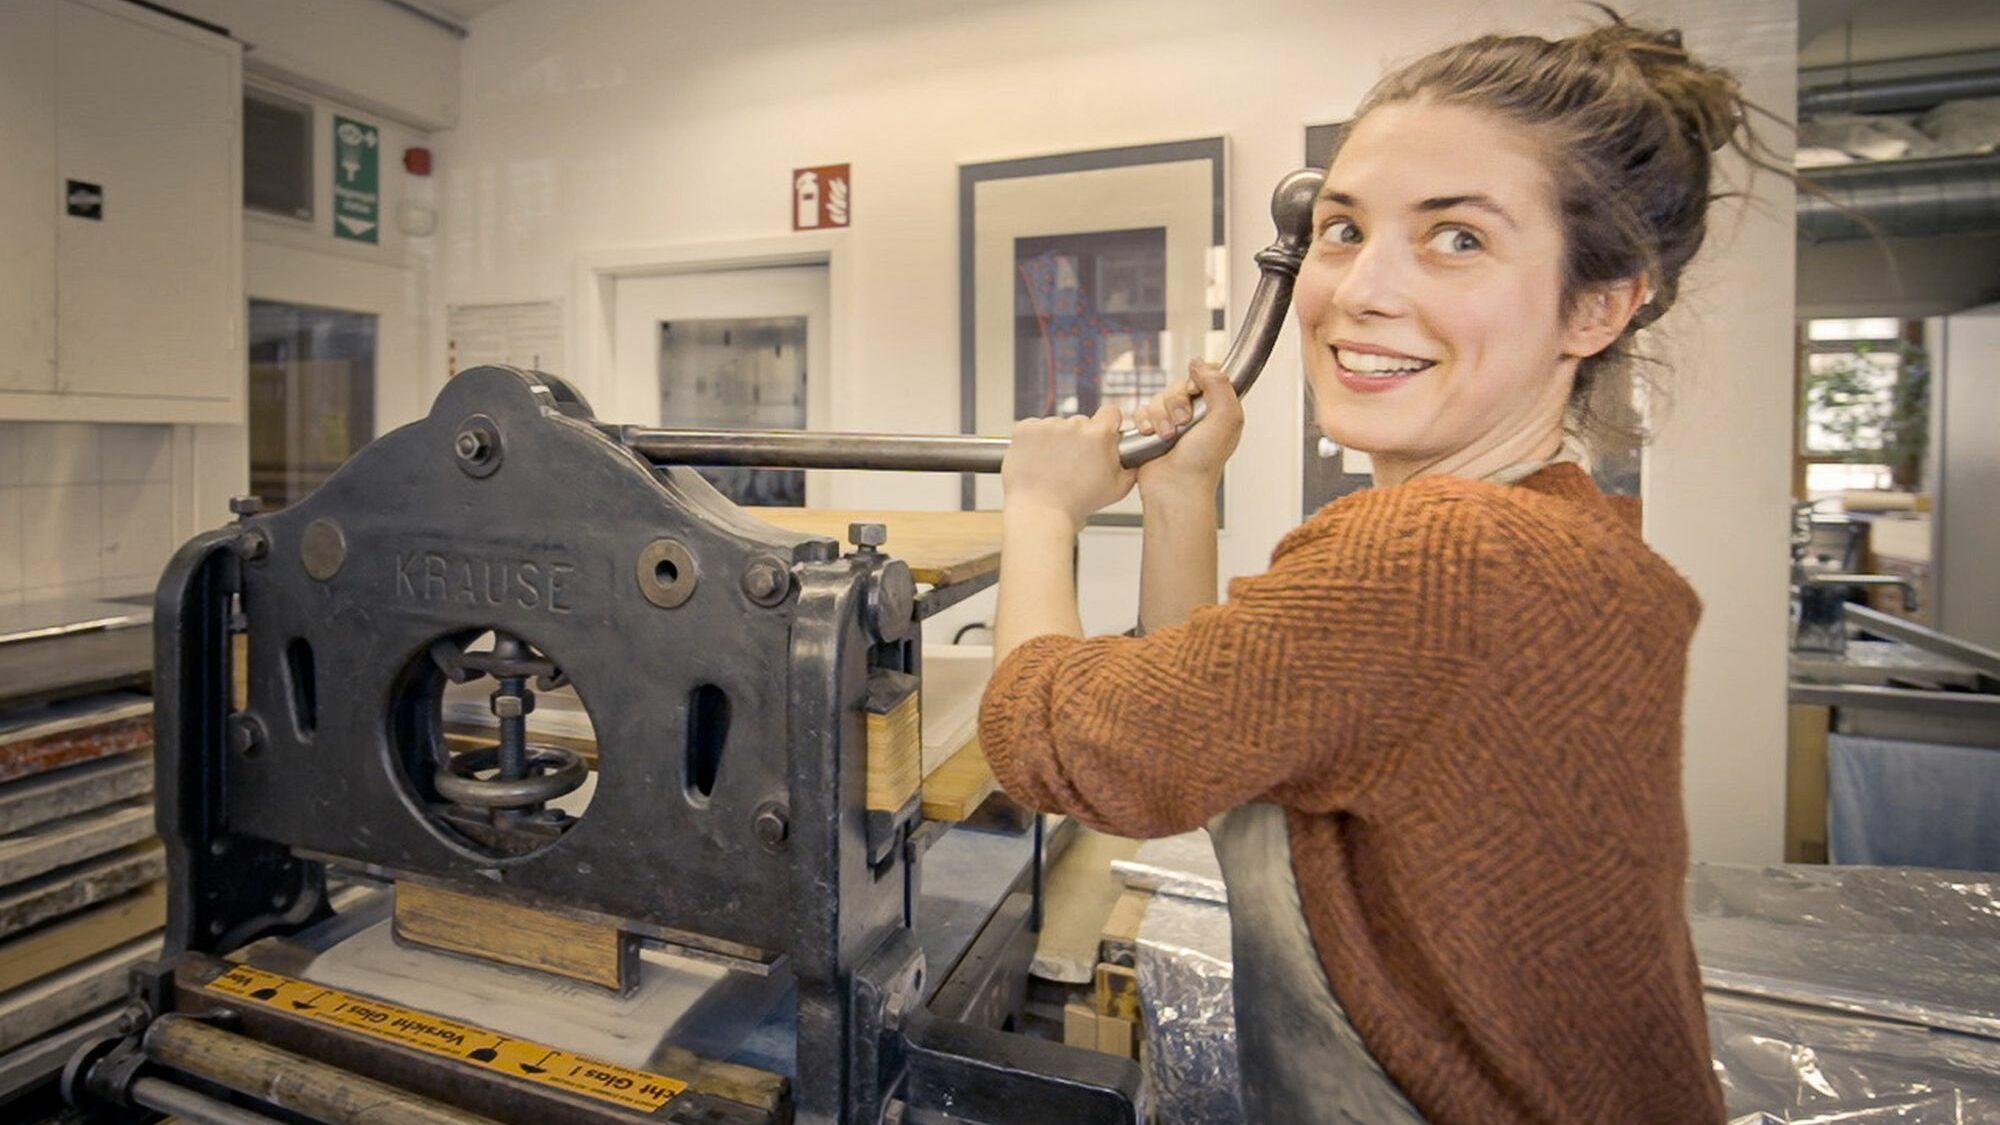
[753, 802, 790, 850]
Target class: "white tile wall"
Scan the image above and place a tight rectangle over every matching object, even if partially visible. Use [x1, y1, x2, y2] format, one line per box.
[0, 422, 177, 603]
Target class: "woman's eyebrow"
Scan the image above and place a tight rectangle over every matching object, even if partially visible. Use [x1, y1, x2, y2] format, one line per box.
[1417, 194, 1518, 229]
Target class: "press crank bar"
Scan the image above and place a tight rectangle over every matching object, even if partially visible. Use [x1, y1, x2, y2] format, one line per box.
[613, 169, 1323, 475]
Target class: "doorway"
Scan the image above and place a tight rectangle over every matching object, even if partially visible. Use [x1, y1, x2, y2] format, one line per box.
[613, 265, 831, 508]
[244, 240, 424, 509]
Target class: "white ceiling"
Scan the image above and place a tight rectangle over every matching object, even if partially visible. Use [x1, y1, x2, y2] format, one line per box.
[409, 0, 512, 27]
[1800, 0, 2000, 69]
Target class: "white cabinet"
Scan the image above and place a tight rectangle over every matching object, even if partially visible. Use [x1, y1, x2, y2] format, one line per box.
[0, 0, 243, 423]
[0, 1, 57, 393]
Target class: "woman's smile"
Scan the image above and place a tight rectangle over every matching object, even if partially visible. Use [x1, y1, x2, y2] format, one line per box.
[1330, 340, 1438, 394]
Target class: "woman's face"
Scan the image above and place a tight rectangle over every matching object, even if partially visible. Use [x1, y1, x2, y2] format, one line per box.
[1296, 100, 1588, 472]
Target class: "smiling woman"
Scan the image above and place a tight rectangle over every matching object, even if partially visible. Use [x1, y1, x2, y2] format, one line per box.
[981, 10, 1775, 1125]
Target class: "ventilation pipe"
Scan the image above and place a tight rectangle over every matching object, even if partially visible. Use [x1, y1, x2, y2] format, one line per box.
[1797, 66, 2000, 241]
[1799, 68, 2000, 117]
[1799, 154, 2000, 242]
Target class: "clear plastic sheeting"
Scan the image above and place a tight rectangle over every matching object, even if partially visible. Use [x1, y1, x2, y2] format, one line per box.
[1692, 865, 2000, 1038]
[1130, 856, 2000, 1125]
[1112, 830, 1225, 905]
[1713, 993, 2000, 1125]
[1133, 887, 1242, 1125]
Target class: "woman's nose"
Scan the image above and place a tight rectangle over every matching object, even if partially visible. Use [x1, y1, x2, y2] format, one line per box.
[1331, 239, 1409, 321]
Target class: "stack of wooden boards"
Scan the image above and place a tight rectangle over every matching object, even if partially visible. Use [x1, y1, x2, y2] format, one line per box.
[0, 692, 163, 1097]
[1062, 876, 1152, 1062]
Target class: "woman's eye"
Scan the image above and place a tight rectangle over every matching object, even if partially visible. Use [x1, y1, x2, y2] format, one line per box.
[1427, 227, 1483, 255]
[1320, 219, 1362, 246]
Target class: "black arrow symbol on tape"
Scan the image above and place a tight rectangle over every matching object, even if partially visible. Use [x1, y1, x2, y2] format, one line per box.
[519, 1050, 556, 1075]
[468, 1038, 506, 1064]
[291, 990, 330, 1011]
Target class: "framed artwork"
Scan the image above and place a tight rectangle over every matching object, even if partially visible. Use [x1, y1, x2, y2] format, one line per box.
[1300, 123, 1374, 517]
[960, 138, 1227, 525]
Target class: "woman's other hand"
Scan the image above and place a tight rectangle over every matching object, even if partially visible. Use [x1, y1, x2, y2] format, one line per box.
[1001, 402, 1138, 534]
[1133, 360, 1243, 495]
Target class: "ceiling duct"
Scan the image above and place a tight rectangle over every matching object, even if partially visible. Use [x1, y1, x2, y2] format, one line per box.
[1800, 68, 2000, 116]
[1798, 153, 2000, 242]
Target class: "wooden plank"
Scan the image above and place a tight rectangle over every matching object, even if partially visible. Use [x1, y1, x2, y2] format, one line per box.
[0, 700, 153, 785]
[393, 881, 639, 993]
[0, 750, 152, 835]
[0, 843, 164, 940]
[920, 738, 999, 823]
[1094, 962, 1140, 1023]
[1786, 704, 1832, 864]
[0, 881, 164, 993]
[0, 799, 153, 888]
[1098, 888, 1152, 969]
[0, 933, 161, 1054]
[744, 509, 1002, 588]
[866, 671, 922, 814]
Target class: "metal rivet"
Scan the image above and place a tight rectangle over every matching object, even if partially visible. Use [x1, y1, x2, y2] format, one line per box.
[753, 802, 790, 850]
[301, 518, 347, 581]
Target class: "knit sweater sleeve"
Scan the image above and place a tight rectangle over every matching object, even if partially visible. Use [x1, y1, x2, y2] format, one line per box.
[977, 483, 1487, 838]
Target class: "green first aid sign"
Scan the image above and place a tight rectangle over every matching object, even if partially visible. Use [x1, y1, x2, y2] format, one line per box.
[333, 116, 380, 243]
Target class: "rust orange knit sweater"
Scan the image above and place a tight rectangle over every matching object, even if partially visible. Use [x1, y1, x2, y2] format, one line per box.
[979, 463, 1723, 1124]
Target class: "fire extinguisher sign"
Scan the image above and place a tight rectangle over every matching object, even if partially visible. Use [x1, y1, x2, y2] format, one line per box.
[793, 164, 851, 231]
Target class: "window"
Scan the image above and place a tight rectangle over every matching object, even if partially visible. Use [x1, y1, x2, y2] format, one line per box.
[658, 316, 808, 507]
[1798, 317, 1929, 496]
[248, 300, 376, 509]
[244, 88, 314, 221]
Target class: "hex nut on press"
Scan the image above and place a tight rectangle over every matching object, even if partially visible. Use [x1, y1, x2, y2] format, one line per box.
[453, 415, 502, 478]
[742, 556, 792, 606]
[753, 802, 790, 850]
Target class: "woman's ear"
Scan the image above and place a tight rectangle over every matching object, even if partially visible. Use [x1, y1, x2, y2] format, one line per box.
[1562, 277, 1649, 359]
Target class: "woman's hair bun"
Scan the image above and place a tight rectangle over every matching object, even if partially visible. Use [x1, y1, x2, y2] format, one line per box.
[1593, 22, 1742, 152]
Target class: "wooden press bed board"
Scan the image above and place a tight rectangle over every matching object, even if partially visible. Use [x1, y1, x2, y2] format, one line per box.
[744, 508, 1003, 588]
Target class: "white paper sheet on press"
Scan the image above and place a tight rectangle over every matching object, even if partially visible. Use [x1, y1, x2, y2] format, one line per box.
[300, 919, 736, 1068]
[920, 644, 991, 775]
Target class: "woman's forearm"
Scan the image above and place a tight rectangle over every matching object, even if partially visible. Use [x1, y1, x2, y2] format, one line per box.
[993, 503, 1084, 664]
[1139, 481, 1218, 633]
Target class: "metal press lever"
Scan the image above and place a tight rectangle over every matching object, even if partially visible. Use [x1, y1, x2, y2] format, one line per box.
[614, 168, 1325, 474]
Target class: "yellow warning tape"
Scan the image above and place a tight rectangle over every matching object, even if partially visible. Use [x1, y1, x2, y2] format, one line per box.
[205, 963, 688, 1112]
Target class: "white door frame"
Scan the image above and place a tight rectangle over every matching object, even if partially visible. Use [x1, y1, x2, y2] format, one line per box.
[572, 232, 852, 435]
[243, 237, 429, 436]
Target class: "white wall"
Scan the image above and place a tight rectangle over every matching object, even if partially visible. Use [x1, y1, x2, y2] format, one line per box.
[1935, 303, 2000, 648]
[0, 422, 178, 607]
[440, 0, 1797, 862]
[1799, 233, 2000, 320]
[159, 0, 461, 129]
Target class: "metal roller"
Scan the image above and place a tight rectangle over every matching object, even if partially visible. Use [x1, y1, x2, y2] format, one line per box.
[615, 167, 1325, 475]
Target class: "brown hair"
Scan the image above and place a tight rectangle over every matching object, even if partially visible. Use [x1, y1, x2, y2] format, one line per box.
[1337, 10, 1785, 446]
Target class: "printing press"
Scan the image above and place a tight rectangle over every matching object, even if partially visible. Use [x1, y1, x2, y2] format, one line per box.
[58, 170, 1319, 1125]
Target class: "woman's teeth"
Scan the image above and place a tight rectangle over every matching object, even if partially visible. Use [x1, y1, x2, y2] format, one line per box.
[1336, 348, 1434, 375]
